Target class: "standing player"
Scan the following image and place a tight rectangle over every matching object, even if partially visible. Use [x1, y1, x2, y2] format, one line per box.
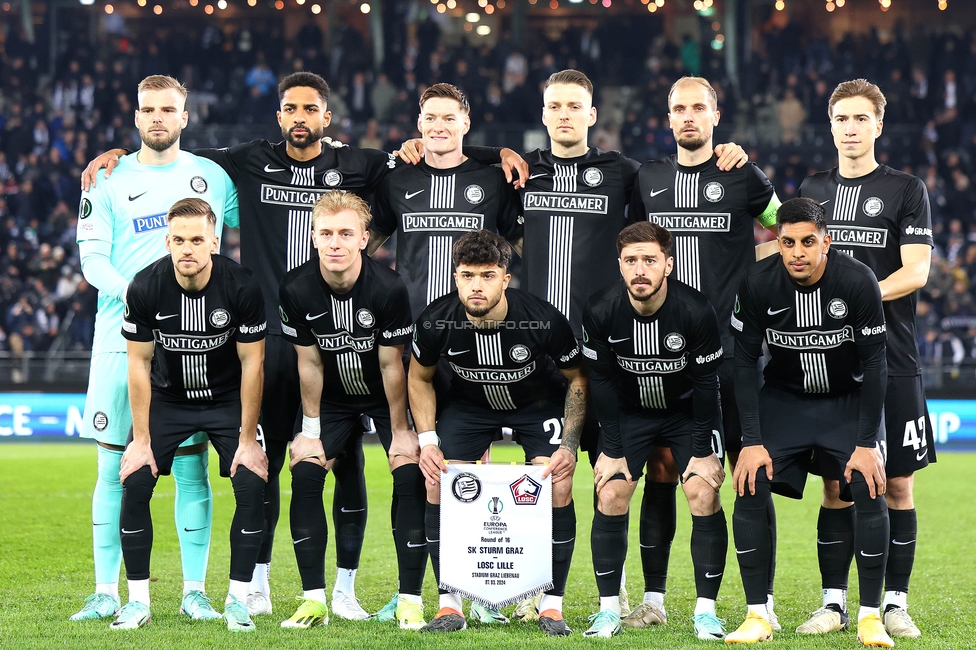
[796, 78, 933, 640]
[369, 83, 522, 625]
[410, 230, 587, 636]
[724, 197, 891, 648]
[370, 83, 523, 320]
[582, 222, 728, 640]
[71, 75, 239, 623]
[276, 191, 425, 631]
[628, 76, 781, 629]
[115, 198, 267, 632]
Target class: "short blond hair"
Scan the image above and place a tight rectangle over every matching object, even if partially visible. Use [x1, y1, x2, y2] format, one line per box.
[311, 191, 372, 231]
[137, 75, 188, 101]
[828, 78, 886, 121]
[668, 76, 718, 111]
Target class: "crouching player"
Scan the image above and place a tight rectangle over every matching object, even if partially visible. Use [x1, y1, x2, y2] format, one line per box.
[582, 222, 728, 640]
[115, 198, 268, 631]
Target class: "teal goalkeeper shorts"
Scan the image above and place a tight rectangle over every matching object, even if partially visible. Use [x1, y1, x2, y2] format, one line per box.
[82, 351, 207, 448]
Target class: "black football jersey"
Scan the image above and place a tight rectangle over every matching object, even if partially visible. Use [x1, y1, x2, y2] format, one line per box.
[731, 250, 887, 397]
[798, 165, 933, 376]
[413, 288, 581, 410]
[371, 159, 523, 319]
[582, 279, 723, 457]
[122, 254, 267, 401]
[518, 147, 641, 338]
[629, 155, 777, 354]
[196, 140, 401, 335]
[278, 253, 414, 404]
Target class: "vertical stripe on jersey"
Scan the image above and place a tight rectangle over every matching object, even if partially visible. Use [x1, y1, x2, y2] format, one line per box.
[546, 216, 574, 320]
[427, 235, 454, 306]
[794, 289, 822, 328]
[183, 355, 212, 400]
[833, 184, 861, 222]
[674, 171, 700, 209]
[337, 352, 370, 395]
[180, 295, 211, 398]
[331, 295, 355, 332]
[181, 295, 206, 332]
[674, 236, 702, 290]
[476, 332, 516, 410]
[633, 321, 659, 355]
[286, 165, 315, 271]
[553, 164, 578, 193]
[672, 171, 702, 290]
[638, 376, 667, 409]
[430, 175, 457, 210]
[287, 209, 312, 271]
[800, 352, 830, 394]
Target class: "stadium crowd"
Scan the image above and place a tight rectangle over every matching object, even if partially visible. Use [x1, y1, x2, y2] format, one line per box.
[1, 16, 975, 377]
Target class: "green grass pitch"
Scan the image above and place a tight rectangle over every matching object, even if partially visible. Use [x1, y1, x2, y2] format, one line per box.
[1, 442, 973, 649]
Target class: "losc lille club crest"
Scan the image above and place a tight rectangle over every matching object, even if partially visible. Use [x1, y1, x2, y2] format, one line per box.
[509, 474, 542, 505]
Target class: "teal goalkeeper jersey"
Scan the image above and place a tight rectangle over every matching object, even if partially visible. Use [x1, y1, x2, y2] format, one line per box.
[77, 151, 239, 354]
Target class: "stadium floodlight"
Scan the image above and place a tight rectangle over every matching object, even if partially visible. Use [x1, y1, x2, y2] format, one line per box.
[466, 12, 480, 21]
[79, 0, 95, 5]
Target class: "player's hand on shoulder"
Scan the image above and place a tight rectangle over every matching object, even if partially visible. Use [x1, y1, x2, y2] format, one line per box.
[713, 142, 748, 171]
[389, 428, 421, 464]
[499, 148, 529, 189]
[419, 444, 447, 485]
[81, 148, 125, 191]
[289, 435, 326, 469]
[593, 452, 632, 492]
[732, 444, 772, 497]
[120, 439, 157, 482]
[845, 445, 887, 499]
[683, 454, 725, 491]
[232, 437, 269, 481]
[395, 138, 424, 165]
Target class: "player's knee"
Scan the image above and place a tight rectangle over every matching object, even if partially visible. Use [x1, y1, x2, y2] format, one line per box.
[644, 447, 679, 482]
[848, 472, 887, 514]
[821, 478, 848, 507]
[425, 480, 440, 505]
[291, 460, 327, 495]
[733, 480, 770, 510]
[683, 479, 721, 516]
[596, 481, 632, 516]
[172, 452, 209, 486]
[553, 479, 574, 507]
[884, 473, 914, 508]
[122, 465, 158, 502]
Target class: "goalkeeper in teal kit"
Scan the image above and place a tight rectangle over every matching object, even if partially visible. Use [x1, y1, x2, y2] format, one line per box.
[71, 75, 239, 625]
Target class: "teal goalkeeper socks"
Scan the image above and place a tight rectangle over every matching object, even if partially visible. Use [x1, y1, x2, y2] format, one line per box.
[93, 446, 123, 585]
[172, 452, 213, 583]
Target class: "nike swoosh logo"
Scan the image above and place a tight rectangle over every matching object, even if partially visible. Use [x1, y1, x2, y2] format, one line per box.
[820, 199, 830, 206]
[767, 307, 790, 316]
[736, 548, 756, 554]
[528, 173, 548, 180]
[156, 313, 179, 320]
[264, 164, 286, 173]
[306, 312, 328, 321]
[817, 540, 844, 545]
[607, 336, 630, 344]
[916, 450, 927, 461]
[426, 538, 440, 543]
[405, 190, 425, 199]
[184, 527, 206, 532]
[447, 349, 469, 356]
[406, 541, 427, 548]
[595, 570, 614, 576]
[552, 538, 576, 544]
[121, 528, 144, 534]
[293, 536, 311, 544]
[860, 550, 883, 557]
[705, 572, 723, 579]
[340, 507, 365, 513]
[639, 544, 656, 549]
[93, 522, 112, 526]
[128, 191, 148, 201]
[649, 188, 669, 197]
[892, 540, 916, 546]
[241, 529, 263, 535]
